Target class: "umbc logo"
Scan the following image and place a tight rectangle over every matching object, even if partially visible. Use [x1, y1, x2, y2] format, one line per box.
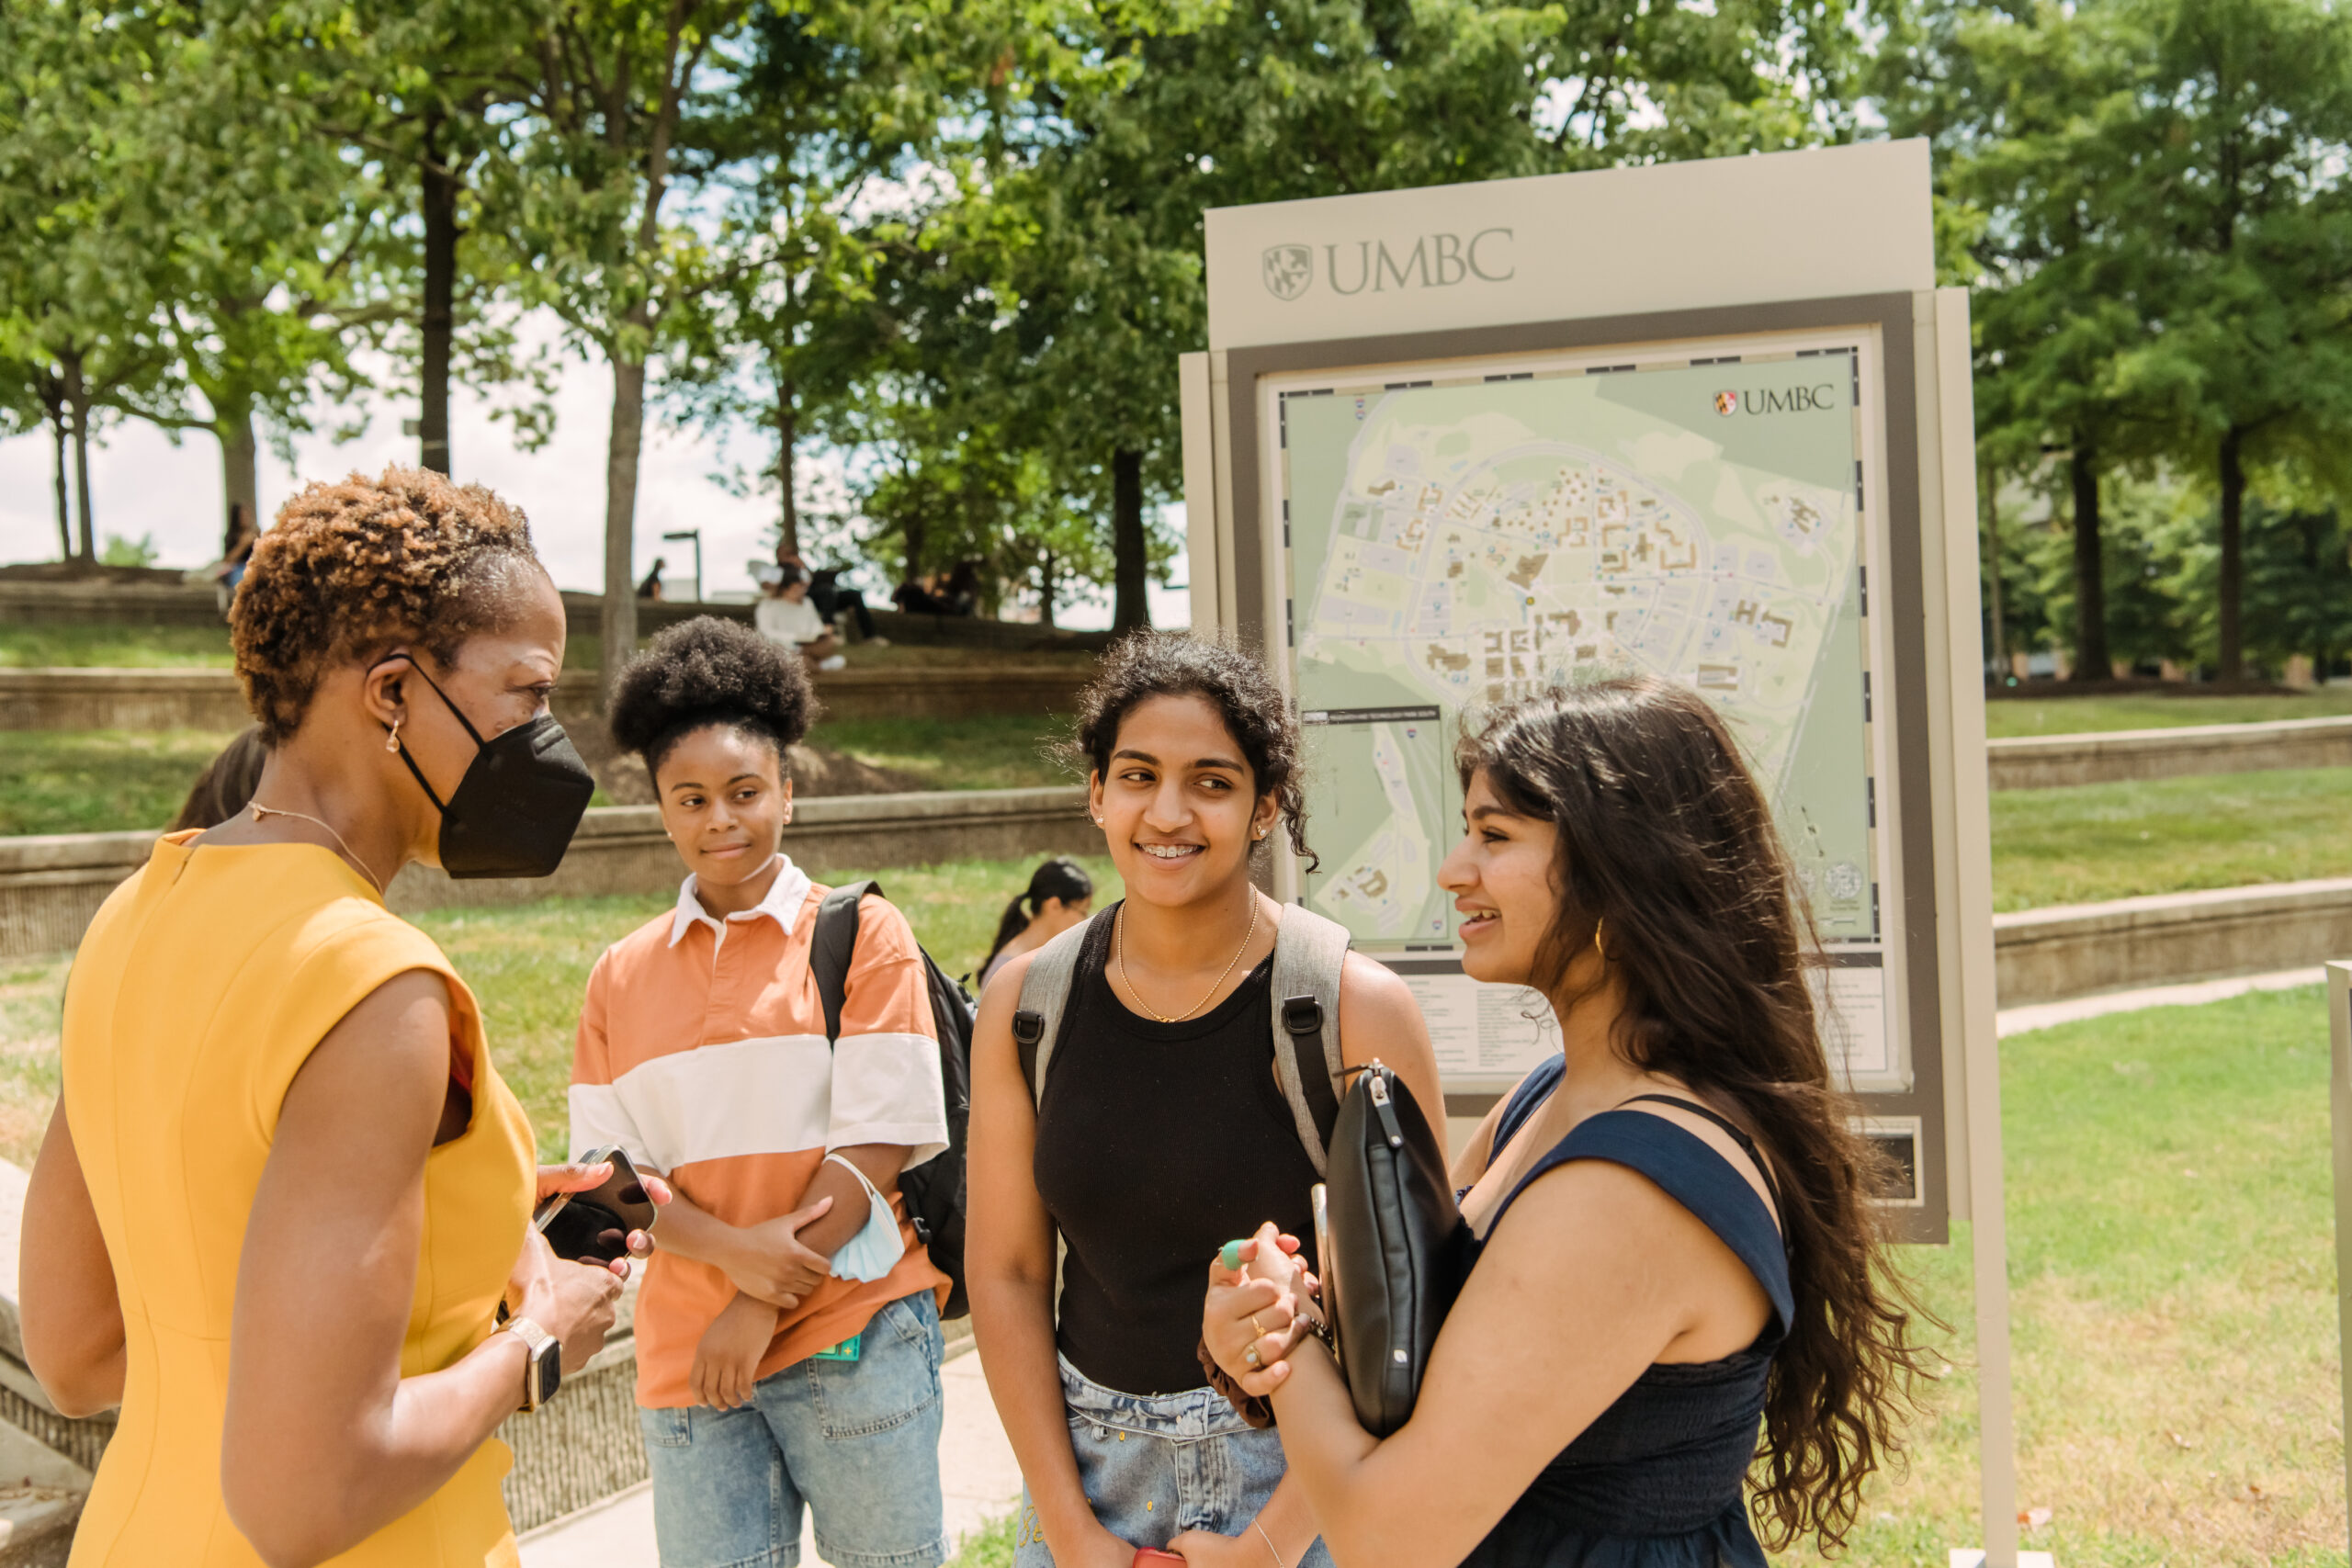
[1262, 245, 1313, 301]
[1716, 384, 1838, 416]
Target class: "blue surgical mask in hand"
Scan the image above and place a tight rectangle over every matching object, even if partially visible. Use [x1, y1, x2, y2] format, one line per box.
[824, 1155, 907, 1283]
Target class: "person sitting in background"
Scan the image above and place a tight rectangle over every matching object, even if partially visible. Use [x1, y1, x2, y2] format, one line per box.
[775, 543, 886, 645]
[639, 558, 667, 601]
[168, 725, 269, 831]
[755, 561, 847, 671]
[978, 857, 1094, 992]
[810, 567, 882, 644]
[198, 502, 259, 616]
[576, 615, 951, 1568]
[942, 558, 982, 617]
[891, 573, 948, 616]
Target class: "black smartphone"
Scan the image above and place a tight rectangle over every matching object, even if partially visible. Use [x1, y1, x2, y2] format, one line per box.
[533, 1145, 658, 1265]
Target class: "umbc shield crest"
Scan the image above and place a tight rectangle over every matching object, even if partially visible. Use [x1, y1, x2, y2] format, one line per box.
[1713, 390, 1739, 416]
[1262, 244, 1312, 301]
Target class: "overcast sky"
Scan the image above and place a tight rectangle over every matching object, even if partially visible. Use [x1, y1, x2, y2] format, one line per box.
[0, 316, 1187, 629]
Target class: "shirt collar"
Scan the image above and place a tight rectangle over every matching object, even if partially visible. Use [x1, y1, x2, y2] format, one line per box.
[667, 852, 813, 948]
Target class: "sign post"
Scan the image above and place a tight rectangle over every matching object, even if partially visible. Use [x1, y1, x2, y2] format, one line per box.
[1182, 141, 2028, 1565]
[2328, 962, 2352, 1565]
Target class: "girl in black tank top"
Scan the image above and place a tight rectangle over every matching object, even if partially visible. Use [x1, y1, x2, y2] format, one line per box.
[1034, 908, 1321, 1395]
[962, 634, 1442, 1568]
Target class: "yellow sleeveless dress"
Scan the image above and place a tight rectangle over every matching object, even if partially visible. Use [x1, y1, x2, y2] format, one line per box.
[62, 832, 533, 1567]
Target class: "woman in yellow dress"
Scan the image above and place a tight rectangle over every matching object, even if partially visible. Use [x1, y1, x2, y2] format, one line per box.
[20, 468, 656, 1567]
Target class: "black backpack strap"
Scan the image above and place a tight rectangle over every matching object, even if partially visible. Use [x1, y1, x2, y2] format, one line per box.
[1282, 995, 1341, 1154]
[811, 880, 881, 1043]
[1269, 906, 1351, 1177]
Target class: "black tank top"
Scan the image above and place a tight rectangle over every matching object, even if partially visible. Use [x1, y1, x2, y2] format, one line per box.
[1033, 906, 1323, 1395]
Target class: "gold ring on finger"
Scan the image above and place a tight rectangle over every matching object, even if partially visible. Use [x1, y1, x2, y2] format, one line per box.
[1243, 1342, 1261, 1369]
[1250, 1314, 1268, 1337]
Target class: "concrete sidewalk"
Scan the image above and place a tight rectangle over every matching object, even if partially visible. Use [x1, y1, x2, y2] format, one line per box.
[519, 1339, 1021, 1567]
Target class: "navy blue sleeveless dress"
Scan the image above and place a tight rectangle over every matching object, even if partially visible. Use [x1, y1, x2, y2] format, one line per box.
[1458, 1056, 1794, 1568]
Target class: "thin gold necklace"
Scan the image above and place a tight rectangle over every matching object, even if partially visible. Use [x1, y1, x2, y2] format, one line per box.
[247, 801, 387, 897]
[1116, 896, 1260, 1023]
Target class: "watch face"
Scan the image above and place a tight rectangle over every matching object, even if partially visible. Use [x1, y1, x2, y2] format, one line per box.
[530, 1339, 561, 1406]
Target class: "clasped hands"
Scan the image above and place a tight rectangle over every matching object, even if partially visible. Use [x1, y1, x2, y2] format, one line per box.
[695, 1192, 841, 1410]
[1204, 1220, 1321, 1401]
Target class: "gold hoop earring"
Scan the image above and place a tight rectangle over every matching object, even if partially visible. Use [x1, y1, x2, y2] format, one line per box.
[1593, 916, 1607, 961]
[384, 717, 401, 753]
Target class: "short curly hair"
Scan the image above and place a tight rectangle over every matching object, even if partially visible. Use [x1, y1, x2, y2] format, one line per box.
[1069, 630, 1315, 871]
[231, 468, 546, 744]
[608, 615, 818, 778]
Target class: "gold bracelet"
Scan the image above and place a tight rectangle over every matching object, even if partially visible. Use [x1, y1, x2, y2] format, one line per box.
[1253, 1518, 1283, 1568]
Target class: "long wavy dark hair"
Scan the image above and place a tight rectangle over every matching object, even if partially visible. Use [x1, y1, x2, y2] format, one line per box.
[1457, 676, 1930, 1554]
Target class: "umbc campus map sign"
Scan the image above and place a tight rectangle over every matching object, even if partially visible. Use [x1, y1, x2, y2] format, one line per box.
[1180, 141, 1999, 1247]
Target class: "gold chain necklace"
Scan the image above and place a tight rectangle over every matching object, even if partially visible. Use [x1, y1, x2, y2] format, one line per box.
[248, 801, 387, 897]
[1116, 896, 1260, 1023]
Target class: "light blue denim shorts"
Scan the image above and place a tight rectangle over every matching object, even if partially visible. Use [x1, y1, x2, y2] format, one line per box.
[638, 1292, 947, 1568]
[1012, 1354, 1331, 1568]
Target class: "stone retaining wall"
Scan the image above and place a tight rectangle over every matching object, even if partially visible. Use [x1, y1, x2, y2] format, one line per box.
[0, 664, 1089, 730]
[1984, 715, 2352, 788]
[1991, 876, 2352, 1001]
[0, 788, 1094, 960]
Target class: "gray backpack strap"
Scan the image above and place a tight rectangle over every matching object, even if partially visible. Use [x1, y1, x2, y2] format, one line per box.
[1270, 905, 1351, 1178]
[1012, 913, 1098, 1110]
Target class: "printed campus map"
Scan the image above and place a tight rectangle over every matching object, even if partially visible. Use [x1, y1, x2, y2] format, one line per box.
[1283, 354, 1880, 964]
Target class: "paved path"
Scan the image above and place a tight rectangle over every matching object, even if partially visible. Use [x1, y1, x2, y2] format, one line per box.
[520, 1339, 1021, 1567]
[525, 964, 2337, 1566]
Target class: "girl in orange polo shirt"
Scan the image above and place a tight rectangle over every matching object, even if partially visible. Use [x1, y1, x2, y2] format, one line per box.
[572, 616, 950, 1568]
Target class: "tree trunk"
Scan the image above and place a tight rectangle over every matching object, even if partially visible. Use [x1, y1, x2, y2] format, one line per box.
[1039, 549, 1057, 629]
[2068, 440, 2108, 682]
[419, 115, 458, 477]
[1112, 447, 1148, 633]
[45, 388, 71, 562]
[1982, 464, 2005, 675]
[220, 403, 261, 544]
[2216, 426, 2245, 682]
[61, 349, 96, 562]
[777, 379, 798, 558]
[602, 354, 647, 699]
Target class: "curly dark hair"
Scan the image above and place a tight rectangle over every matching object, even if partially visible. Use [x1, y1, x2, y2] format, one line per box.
[1456, 677, 1932, 1555]
[231, 468, 546, 744]
[1069, 630, 1315, 871]
[608, 615, 818, 778]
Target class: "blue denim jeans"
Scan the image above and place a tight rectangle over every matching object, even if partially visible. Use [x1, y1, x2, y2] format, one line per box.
[638, 1292, 947, 1568]
[1012, 1355, 1331, 1568]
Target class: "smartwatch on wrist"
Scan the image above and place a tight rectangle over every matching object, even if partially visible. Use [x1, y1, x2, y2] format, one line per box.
[503, 1315, 561, 1412]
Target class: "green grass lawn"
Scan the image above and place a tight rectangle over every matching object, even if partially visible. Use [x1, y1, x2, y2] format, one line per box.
[812, 716, 1078, 792]
[1984, 689, 2352, 737]
[0, 624, 235, 668]
[0, 728, 247, 835]
[1989, 765, 2352, 911]
[1782, 984, 2344, 1567]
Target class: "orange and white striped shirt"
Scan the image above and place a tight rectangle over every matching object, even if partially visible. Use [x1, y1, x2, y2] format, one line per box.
[571, 854, 949, 1408]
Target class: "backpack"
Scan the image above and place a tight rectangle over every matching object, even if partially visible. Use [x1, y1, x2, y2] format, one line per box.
[1010, 904, 1353, 1175]
[810, 880, 975, 1320]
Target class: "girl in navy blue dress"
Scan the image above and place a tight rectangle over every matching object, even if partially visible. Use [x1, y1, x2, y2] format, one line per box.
[1203, 677, 1930, 1568]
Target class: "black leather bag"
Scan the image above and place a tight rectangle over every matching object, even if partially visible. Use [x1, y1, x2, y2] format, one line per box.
[1317, 1059, 1470, 1437]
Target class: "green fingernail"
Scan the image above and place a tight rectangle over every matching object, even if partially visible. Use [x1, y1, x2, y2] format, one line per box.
[1219, 1240, 1245, 1269]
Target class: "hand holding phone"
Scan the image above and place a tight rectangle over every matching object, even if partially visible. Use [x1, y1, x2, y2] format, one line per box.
[534, 1146, 659, 1265]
